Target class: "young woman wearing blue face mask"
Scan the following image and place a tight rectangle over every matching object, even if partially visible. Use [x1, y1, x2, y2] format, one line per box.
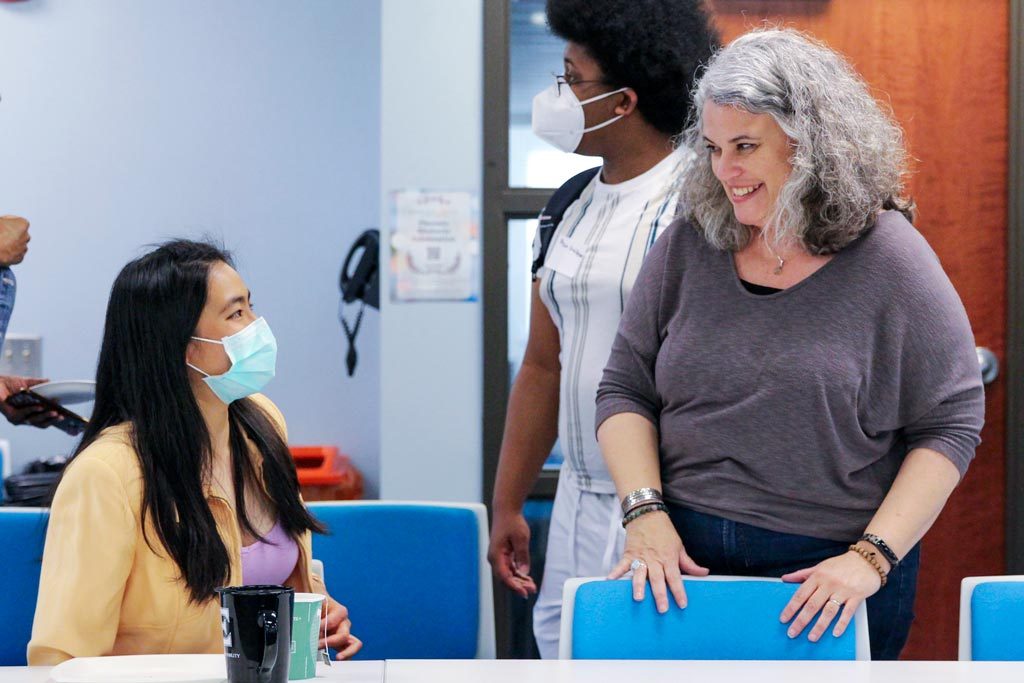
[29, 240, 361, 664]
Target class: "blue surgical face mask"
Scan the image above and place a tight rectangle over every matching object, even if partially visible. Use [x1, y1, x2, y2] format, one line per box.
[187, 317, 277, 404]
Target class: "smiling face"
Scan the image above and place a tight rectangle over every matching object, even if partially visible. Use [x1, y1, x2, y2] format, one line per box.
[702, 102, 793, 230]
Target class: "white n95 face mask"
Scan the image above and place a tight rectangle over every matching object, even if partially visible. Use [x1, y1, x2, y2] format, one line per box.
[531, 80, 630, 153]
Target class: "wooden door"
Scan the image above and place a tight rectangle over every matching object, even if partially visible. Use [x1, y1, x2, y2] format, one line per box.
[707, 0, 1009, 660]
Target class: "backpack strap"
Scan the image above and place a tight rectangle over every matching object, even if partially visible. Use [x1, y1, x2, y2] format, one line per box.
[531, 166, 601, 279]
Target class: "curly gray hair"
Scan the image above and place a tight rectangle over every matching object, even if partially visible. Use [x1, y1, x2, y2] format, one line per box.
[679, 28, 914, 254]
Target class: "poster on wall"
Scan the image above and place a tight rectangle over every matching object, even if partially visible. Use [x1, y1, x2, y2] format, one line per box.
[389, 189, 479, 302]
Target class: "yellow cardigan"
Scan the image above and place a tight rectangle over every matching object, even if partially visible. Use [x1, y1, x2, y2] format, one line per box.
[28, 395, 325, 665]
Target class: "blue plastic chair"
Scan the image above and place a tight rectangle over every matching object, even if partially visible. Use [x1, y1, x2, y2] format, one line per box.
[0, 508, 49, 665]
[959, 575, 1024, 660]
[306, 501, 495, 660]
[560, 576, 870, 660]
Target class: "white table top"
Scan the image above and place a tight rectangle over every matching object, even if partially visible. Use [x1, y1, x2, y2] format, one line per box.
[5, 658, 1024, 683]
[382, 659, 1024, 683]
[0, 660, 383, 682]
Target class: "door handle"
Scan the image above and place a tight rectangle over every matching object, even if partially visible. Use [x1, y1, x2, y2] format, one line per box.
[976, 347, 998, 385]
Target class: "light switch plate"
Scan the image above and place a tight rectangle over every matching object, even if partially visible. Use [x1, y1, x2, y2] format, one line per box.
[0, 334, 43, 378]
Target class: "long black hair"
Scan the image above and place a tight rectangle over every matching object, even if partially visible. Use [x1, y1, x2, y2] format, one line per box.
[65, 239, 323, 602]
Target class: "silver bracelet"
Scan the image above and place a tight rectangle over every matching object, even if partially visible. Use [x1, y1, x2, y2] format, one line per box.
[621, 487, 663, 515]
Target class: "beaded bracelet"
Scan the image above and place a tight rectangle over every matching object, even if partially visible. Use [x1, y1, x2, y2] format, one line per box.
[848, 544, 888, 587]
[859, 533, 900, 568]
[621, 502, 668, 528]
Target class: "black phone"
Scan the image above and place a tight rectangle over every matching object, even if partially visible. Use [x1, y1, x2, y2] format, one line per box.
[6, 390, 88, 436]
[339, 229, 380, 310]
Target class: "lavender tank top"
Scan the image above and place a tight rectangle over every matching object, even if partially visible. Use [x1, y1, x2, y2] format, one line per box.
[241, 520, 299, 585]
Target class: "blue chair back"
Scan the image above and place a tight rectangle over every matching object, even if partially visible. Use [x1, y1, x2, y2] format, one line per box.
[307, 502, 492, 660]
[563, 577, 868, 660]
[0, 508, 49, 665]
[960, 577, 1024, 660]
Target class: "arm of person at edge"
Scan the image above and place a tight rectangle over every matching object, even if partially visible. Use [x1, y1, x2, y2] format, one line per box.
[778, 448, 959, 642]
[0, 375, 60, 427]
[0, 215, 30, 266]
[0, 217, 59, 428]
[487, 280, 561, 598]
[600, 412, 709, 614]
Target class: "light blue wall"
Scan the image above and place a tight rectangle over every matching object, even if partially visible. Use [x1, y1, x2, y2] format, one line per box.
[378, 0, 482, 502]
[0, 0, 382, 494]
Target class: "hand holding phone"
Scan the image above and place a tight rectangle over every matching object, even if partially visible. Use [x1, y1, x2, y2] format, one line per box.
[4, 389, 87, 435]
[0, 376, 53, 428]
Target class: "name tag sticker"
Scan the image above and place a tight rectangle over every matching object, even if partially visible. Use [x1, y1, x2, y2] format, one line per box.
[545, 234, 586, 278]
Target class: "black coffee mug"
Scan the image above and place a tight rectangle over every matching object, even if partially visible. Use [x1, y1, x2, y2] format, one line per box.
[217, 585, 294, 683]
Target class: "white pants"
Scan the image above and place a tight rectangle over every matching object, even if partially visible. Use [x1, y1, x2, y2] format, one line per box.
[532, 468, 625, 659]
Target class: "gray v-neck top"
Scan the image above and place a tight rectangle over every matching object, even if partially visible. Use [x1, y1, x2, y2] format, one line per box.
[596, 211, 984, 541]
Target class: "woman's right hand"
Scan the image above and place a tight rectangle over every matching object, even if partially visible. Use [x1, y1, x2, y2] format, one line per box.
[320, 596, 362, 660]
[608, 510, 709, 613]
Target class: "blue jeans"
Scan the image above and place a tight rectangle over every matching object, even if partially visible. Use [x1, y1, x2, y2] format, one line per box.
[666, 504, 920, 660]
[0, 267, 16, 348]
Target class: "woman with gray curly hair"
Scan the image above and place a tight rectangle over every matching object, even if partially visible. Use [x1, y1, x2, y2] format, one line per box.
[595, 28, 984, 659]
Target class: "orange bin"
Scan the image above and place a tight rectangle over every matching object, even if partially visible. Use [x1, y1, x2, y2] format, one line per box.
[290, 445, 364, 501]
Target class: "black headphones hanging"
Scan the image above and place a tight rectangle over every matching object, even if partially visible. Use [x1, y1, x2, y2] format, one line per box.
[338, 229, 380, 376]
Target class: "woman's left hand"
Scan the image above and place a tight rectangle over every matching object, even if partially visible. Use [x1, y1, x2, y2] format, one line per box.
[320, 596, 363, 660]
[779, 550, 884, 642]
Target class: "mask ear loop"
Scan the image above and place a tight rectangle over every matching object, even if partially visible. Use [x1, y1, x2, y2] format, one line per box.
[187, 335, 226, 378]
[577, 87, 630, 134]
[577, 86, 630, 107]
[185, 362, 212, 377]
[581, 114, 624, 134]
[186, 335, 222, 377]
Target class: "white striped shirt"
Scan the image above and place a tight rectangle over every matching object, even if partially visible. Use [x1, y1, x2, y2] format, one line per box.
[536, 148, 689, 493]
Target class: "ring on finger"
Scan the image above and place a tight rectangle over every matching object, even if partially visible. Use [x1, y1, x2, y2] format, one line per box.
[827, 597, 843, 608]
[630, 558, 648, 572]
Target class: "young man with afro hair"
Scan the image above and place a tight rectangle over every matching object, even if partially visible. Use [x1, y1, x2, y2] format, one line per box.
[488, 0, 718, 658]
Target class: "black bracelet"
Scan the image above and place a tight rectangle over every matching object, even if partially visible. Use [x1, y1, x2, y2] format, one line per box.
[621, 502, 668, 528]
[859, 533, 900, 568]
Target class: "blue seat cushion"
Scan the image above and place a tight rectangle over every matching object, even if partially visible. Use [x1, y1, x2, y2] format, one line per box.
[309, 504, 479, 659]
[971, 582, 1024, 661]
[0, 509, 49, 665]
[572, 579, 857, 660]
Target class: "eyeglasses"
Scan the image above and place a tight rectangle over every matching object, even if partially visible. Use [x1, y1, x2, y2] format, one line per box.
[553, 73, 611, 96]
